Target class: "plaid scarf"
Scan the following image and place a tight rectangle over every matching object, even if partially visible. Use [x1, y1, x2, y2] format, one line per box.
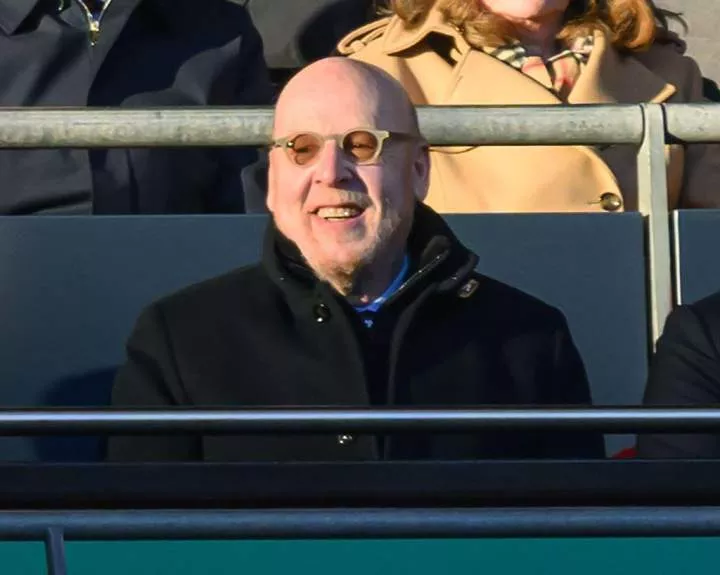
[483, 36, 594, 99]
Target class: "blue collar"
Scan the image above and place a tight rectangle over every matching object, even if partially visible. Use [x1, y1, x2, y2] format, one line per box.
[353, 255, 410, 315]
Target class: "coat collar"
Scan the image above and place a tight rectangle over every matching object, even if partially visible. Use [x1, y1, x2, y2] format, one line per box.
[381, 7, 471, 57]
[262, 202, 479, 302]
[0, 0, 42, 35]
[379, 9, 676, 104]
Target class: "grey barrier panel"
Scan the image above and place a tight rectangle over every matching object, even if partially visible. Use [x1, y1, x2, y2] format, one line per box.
[673, 210, 720, 305]
[0, 213, 646, 460]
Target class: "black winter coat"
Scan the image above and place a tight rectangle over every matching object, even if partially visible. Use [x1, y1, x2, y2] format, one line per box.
[0, 0, 271, 214]
[638, 290, 720, 458]
[107, 204, 605, 461]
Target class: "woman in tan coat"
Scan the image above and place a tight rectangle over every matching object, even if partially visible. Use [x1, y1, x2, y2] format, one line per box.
[338, 0, 720, 213]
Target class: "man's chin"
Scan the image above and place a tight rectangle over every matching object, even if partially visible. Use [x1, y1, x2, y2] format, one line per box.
[313, 246, 373, 276]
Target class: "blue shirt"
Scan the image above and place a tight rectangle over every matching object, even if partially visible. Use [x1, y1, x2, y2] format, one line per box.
[352, 255, 410, 328]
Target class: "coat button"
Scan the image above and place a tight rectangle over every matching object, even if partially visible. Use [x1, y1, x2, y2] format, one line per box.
[313, 303, 331, 323]
[337, 434, 355, 446]
[596, 192, 623, 212]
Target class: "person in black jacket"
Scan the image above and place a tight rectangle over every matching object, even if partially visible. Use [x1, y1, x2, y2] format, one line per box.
[638, 290, 720, 458]
[240, 0, 376, 91]
[107, 57, 605, 462]
[0, 0, 271, 214]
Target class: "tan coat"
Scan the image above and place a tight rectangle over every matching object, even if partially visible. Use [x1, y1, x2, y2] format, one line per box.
[338, 10, 720, 213]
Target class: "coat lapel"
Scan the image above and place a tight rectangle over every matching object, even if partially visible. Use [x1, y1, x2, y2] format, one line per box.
[446, 49, 562, 105]
[381, 10, 677, 106]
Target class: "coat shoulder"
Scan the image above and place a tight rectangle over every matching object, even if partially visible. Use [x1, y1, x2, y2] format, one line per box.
[461, 272, 566, 328]
[633, 39, 703, 95]
[152, 265, 272, 321]
[656, 292, 720, 360]
[686, 291, 720, 339]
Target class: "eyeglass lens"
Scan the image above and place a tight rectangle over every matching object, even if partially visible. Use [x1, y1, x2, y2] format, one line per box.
[287, 130, 380, 166]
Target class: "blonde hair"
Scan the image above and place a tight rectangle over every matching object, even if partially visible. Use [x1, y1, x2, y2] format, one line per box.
[386, 0, 685, 52]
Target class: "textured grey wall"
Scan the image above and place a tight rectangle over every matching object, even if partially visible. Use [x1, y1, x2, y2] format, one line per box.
[662, 0, 720, 83]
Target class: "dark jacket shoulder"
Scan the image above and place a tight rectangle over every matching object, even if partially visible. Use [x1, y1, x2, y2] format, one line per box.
[472, 273, 564, 319]
[686, 291, 720, 339]
[455, 272, 568, 339]
[151, 263, 283, 328]
[157, 264, 269, 308]
[638, 290, 720, 458]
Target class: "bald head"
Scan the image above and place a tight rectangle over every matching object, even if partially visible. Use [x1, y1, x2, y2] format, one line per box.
[273, 58, 419, 138]
[266, 57, 430, 298]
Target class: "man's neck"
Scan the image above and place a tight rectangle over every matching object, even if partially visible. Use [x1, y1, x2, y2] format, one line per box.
[334, 250, 408, 307]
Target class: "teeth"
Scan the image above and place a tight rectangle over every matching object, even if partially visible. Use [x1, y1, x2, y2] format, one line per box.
[316, 206, 362, 219]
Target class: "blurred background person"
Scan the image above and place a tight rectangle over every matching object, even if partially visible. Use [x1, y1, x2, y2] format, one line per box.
[0, 0, 271, 214]
[338, 0, 720, 213]
[638, 290, 720, 459]
[238, 0, 376, 93]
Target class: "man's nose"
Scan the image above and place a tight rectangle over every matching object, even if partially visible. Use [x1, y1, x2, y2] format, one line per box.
[313, 140, 352, 186]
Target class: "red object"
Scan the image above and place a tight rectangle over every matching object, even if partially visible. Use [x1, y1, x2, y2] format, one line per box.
[612, 447, 637, 459]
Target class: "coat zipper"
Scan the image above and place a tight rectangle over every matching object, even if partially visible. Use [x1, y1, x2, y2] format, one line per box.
[382, 251, 449, 309]
[76, 0, 113, 46]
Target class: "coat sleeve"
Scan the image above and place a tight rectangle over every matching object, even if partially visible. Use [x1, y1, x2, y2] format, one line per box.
[637, 305, 720, 458]
[206, 6, 274, 213]
[537, 314, 606, 459]
[674, 56, 720, 209]
[106, 304, 201, 461]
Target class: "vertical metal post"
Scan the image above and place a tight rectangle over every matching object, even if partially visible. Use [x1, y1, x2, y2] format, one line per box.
[671, 210, 683, 305]
[637, 104, 673, 349]
[44, 527, 68, 575]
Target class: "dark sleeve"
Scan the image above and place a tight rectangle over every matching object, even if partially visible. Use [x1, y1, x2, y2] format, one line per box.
[206, 7, 274, 213]
[637, 305, 720, 458]
[106, 304, 201, 461]
[537, 315, 606, 459]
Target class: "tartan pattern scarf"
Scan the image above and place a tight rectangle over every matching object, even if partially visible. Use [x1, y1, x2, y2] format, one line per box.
[483, 36, 595, 99]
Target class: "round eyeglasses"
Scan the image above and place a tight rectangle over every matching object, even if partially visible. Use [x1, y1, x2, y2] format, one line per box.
[271, 128, 421, 167]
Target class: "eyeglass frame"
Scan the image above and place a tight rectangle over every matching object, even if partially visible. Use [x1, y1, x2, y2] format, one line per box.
[270, 128, 424, 166]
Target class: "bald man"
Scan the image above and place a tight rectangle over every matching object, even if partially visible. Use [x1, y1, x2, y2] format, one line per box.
[107, 58, 604, 462]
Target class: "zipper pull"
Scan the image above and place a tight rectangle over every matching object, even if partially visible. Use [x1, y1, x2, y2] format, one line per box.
[88, 19, 100, 46]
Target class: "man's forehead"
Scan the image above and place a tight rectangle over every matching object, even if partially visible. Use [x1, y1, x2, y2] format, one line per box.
[274, 94, 382, 136]
[273, 59, 415, 136]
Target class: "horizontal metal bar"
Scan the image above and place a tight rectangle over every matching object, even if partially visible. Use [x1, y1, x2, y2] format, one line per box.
[418, 105, 644, 145]
[0, 105, 645, 148]
[2, 508, 720, 539]
[0, 408, 720, 434]
[665, 103, 720, 143]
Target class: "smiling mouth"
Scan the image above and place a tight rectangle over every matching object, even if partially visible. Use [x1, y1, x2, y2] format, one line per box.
[314, 204, 366, 221]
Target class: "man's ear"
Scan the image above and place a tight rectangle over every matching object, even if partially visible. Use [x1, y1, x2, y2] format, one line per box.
[265, 154, 277, 213]
[413, 145, 430, 202]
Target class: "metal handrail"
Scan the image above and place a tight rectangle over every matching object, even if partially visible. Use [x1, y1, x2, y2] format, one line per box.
[0, 407, 718, 434]
[0, 102, 697, 343]
[3, 508, 718, 539]
[0, 104, 666, 148]
[0, 103, 716, 147]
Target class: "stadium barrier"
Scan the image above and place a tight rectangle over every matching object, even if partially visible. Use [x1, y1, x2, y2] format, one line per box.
[5, 102, 720, 343]
[1, 103, 720, 573]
